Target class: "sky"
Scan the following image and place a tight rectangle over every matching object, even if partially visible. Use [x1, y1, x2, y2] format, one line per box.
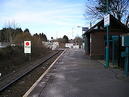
[0, 0, 89, 39]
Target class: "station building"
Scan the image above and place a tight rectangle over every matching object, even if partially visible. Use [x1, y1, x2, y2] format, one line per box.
[83, 15, 129, 60]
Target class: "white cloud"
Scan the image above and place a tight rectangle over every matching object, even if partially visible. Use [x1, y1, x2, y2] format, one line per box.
[0, 0, 87, 39]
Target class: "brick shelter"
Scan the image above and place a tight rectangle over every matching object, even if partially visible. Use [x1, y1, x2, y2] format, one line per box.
[83, 15, 129, 59]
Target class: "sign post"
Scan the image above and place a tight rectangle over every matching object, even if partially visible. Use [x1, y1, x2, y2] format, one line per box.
[104, 1, 110, 68]
[103, 0, 110, 68]
[24, 41, 31, 61]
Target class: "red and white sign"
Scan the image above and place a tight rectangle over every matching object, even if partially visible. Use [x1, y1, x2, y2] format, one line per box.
[24, 41, 31, 53]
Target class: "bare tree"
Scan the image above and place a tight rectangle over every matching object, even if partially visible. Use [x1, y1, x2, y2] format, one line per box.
[2, 20, 20, 42]
[74, 37, 83, 46]
[85, 0, 129, 26]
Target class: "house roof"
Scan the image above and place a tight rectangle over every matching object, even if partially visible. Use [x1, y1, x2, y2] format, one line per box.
[83, 15, 129, 36]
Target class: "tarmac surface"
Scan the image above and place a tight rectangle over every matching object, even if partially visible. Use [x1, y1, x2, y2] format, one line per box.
[26, 49, 129, 97]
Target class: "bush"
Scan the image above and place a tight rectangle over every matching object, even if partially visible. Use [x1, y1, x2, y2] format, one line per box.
[0, 46, 14, 59]
[0, 48, 5, 57]
[31, 37, 49, 57]
[0, 31, 50, 62]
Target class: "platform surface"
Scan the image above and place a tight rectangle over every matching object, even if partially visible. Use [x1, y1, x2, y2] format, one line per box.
[26, 49, 129, 97]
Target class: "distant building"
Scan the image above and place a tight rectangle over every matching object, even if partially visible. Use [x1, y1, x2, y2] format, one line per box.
[65, 43, 74, 48]
[73, 45, 79, 49]
[52, 42, 59, 50]
[42, 41, 59, 50]
[65, 43, 80, 49]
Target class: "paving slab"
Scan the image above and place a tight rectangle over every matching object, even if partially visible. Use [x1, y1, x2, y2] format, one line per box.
[26, 49, 129, 97]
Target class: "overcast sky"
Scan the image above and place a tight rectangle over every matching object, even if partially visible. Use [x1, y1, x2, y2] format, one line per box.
[0, 0, 90, 39]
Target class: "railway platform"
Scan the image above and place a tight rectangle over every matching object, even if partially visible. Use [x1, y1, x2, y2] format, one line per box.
[24, 48, 129, 97]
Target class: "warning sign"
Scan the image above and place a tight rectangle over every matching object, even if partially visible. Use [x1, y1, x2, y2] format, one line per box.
[24, 41, 31, 53]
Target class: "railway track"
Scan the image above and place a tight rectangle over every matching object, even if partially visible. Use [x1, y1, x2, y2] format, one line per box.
[0, 50, 62, 92]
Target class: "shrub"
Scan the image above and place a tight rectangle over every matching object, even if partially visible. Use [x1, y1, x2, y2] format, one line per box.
[0, 46, 14, 59]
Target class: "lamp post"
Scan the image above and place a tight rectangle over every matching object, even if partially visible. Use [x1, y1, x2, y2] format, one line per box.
[77, 26, 83, 35]
[72, 27, 74, 38]
[105, 0, 109, 68]
[71, 26, 81, 39]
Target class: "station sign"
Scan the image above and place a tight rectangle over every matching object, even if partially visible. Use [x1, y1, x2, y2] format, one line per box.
[82, 27, 88, 31]
[24, 41, 31, 53]
[104, 14, 110, 27]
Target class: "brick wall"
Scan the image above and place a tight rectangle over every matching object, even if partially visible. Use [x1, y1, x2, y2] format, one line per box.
[90, 31, 126, 59]
[90, 31, 105, 59]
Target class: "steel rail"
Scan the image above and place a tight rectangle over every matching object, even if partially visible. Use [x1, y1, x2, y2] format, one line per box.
[0, 50, 62, 92]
